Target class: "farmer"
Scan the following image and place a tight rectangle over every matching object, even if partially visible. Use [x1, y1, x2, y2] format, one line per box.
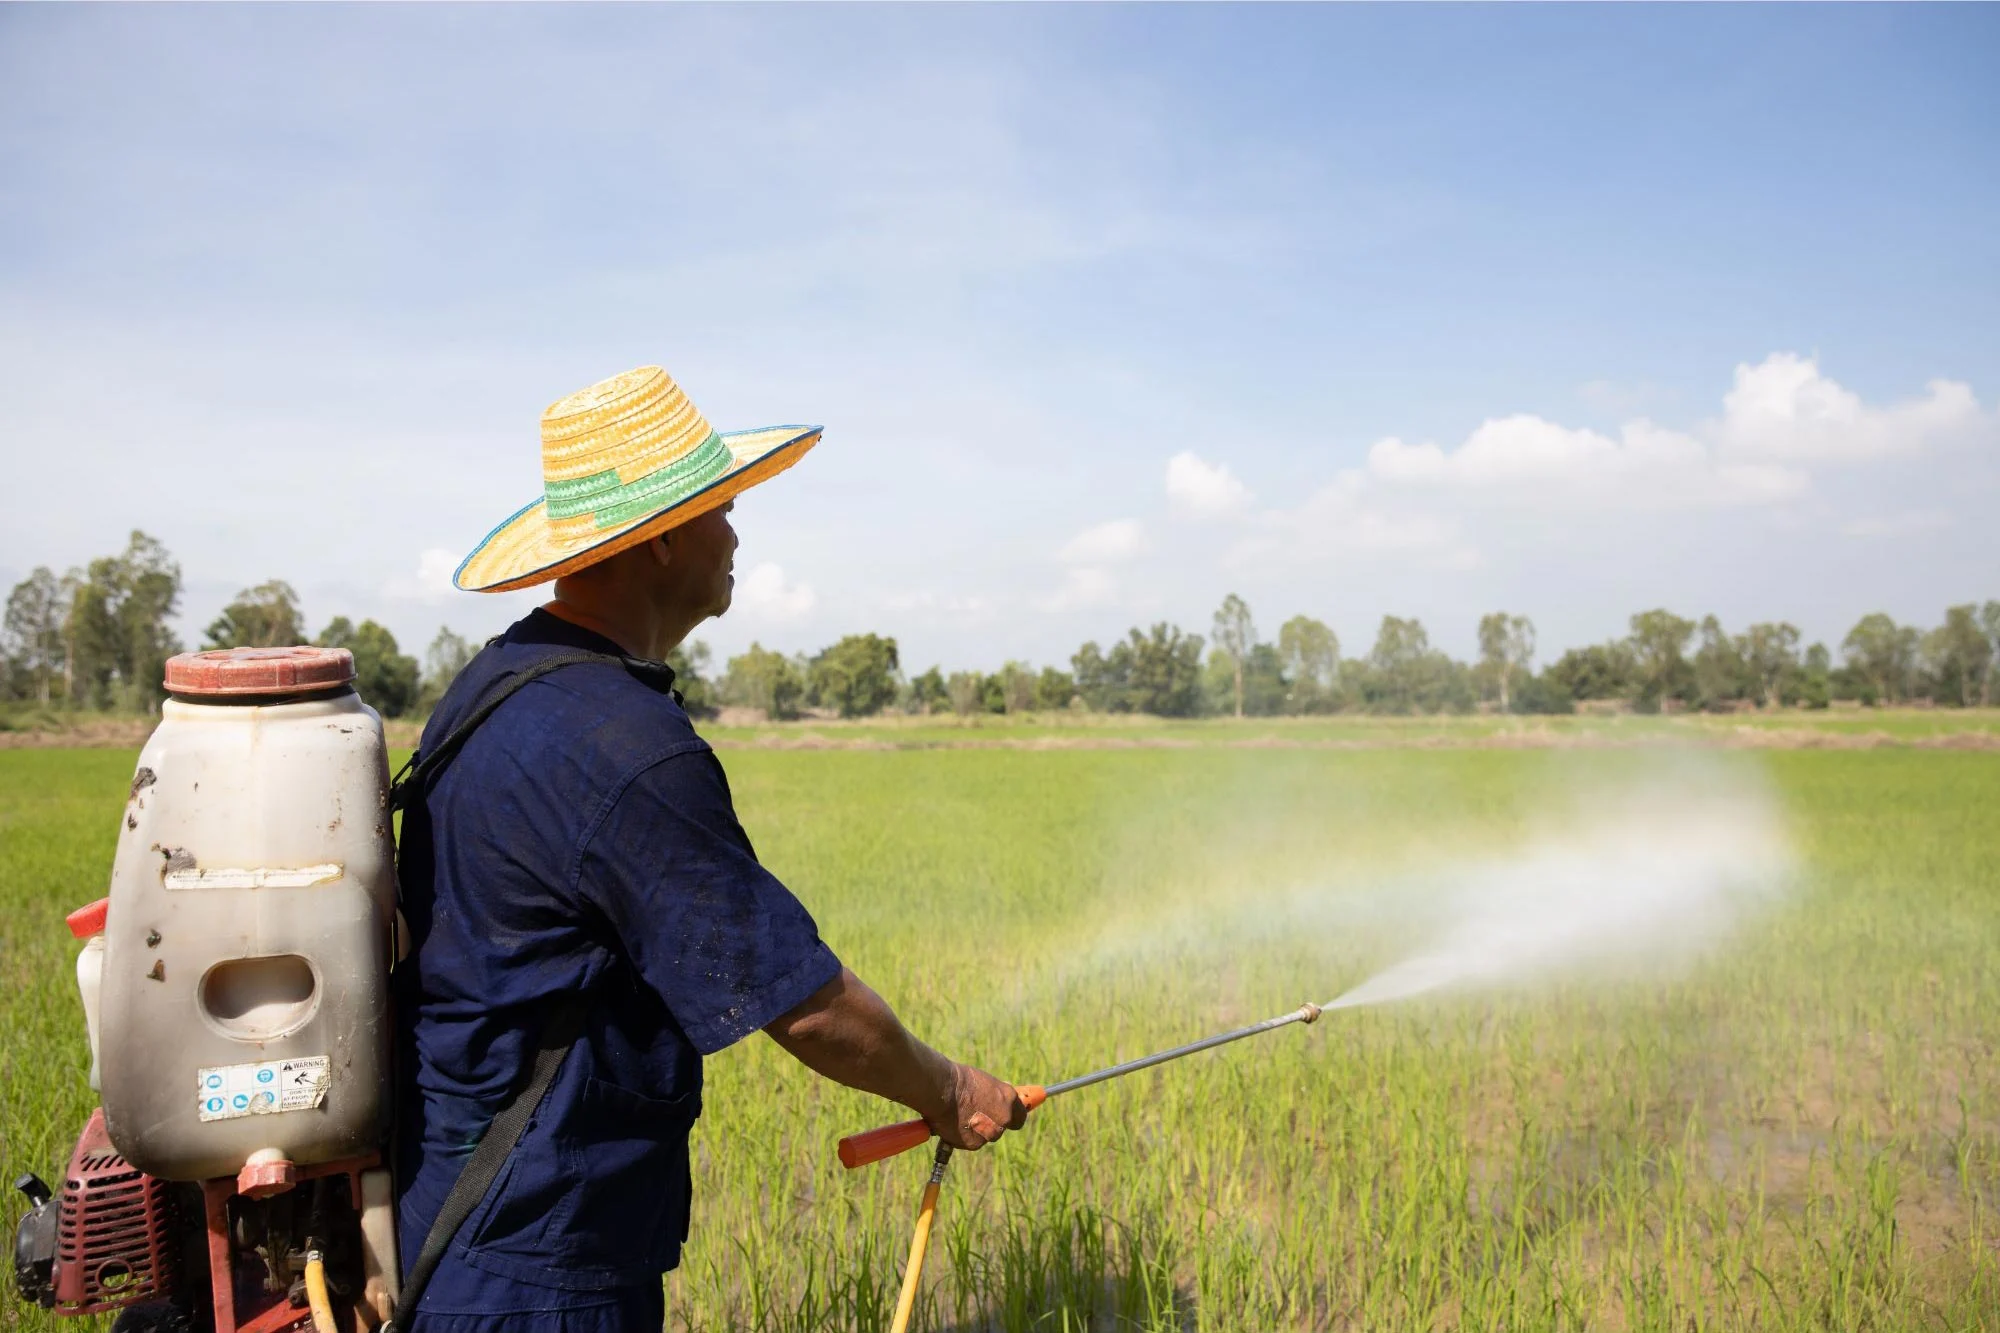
[392, 366, 1027, 1331]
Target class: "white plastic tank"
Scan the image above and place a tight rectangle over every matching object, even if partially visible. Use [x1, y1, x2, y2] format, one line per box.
[98, 646, 398, 1182]
[65, 895, 111, 1090]
[76, 934, 105, 1090]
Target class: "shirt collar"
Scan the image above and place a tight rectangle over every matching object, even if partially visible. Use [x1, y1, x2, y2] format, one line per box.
[507, 609, 680, 697]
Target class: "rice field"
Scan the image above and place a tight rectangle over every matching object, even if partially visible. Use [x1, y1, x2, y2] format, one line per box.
[3, 738, 1997, 1331]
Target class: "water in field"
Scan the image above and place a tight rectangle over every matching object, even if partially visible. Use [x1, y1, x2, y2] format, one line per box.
[1053, 754, 1798, 1020]
[1322, 760, 1796, 1012]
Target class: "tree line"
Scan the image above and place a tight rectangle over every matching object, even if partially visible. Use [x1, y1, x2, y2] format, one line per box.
[694, 595, 2000, 721]
[6, 532, 1998, 720]
[1, 532, 468, 717]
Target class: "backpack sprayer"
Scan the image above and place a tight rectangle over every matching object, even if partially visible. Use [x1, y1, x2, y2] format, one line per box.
[837, 1001, 1335, 1333]
[12, 646, 401, 1333]
[10, 644, 624, 1333]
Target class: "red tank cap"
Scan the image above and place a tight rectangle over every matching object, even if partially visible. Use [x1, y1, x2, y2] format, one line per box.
[67, 897, 110, 939]
[237, 1155, 298, 1199]
[164, 646, 355, 698]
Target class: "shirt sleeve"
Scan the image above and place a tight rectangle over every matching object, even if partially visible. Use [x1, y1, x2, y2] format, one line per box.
[574, 744, 842, 1055]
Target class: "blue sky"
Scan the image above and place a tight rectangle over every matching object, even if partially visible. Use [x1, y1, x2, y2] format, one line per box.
[2, 4, 1995, 673]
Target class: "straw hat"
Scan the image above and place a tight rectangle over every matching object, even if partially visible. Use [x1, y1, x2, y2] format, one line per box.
[455, 366, 821, 592]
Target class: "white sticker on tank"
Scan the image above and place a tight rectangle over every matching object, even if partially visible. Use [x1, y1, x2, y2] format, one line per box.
[196, 1056, 331, 1121]
[166, 864, 343, 890]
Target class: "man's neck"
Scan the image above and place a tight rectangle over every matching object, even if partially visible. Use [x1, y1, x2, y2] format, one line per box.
[543, 595, 696, 662]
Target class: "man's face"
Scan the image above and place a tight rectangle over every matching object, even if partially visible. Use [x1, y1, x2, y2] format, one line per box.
[657, 501, 738, 620]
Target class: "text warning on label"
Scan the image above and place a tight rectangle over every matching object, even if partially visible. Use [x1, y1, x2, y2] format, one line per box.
[196, 1056, 331, 1122]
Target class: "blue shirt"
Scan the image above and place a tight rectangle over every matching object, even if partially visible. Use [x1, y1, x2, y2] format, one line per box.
[393, 609, 842, 1319]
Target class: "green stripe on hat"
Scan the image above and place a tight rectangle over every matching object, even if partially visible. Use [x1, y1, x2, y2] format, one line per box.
[543, 430, 733, 527]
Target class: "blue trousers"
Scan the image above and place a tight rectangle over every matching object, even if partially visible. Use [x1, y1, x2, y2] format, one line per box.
[408, 1261, 664, 1332]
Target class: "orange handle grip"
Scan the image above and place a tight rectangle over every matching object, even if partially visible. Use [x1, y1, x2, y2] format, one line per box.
[838, 1118, 933, 1169]
[837, 1085, 1048, 1170]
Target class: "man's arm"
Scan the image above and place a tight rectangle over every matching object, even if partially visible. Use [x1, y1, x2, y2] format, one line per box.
[764, 966, 1027, 1150]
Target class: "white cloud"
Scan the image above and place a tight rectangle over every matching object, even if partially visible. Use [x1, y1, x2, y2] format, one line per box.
[1840, 510, 1955, 539]
[1354, 355, 1988, 517]
[382, 547, 461, 602]
[732, 561, 816, 621]
[1229, 352, 1988, 587]
[1034, 566, 1117, 613]
[1716, 353, 1986, 462]
[1366, 416, 1810, 510]
[1165, 450, 1252, 519]
[1059, 518, 1148, 564]
[1034, 520, 1148, 616]
[1234, 470, 1479, 571]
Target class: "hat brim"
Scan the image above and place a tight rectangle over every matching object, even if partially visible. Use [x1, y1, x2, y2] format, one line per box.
[454, 424, 822, 593]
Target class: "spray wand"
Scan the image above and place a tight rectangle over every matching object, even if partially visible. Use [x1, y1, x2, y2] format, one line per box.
[839, 1000, 1327, 1333]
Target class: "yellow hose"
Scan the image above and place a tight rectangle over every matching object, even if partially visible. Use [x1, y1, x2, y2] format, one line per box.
[304, 1251, 340, 1333]
[888, 1145, 953, 1333]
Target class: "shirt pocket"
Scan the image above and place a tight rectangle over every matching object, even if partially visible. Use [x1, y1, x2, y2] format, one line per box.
[553, 1076, 700, 1271]
[462, 1123, 580, 1261]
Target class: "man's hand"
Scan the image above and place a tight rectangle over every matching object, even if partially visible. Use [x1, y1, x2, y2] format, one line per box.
[935, 1059, 1028, 1150]
[765, 967, 1028, 1151]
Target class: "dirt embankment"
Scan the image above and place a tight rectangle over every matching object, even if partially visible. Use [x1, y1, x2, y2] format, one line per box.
[711, 726, 2000, 753]
[0, 717, 426, 750]
[0, 718, 156, 749]
[9, 718, 1997, 753]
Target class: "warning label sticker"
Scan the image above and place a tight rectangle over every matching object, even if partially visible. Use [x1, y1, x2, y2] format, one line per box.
[196, 1057, 331, 1122]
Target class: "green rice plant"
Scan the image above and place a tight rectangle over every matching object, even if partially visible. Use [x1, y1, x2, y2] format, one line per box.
[3, 742, 1998, 1330]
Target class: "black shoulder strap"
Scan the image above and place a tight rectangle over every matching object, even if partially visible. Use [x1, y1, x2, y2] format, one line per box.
[389, 649, 622, 813]
[383, 645, 669, 1331]
[384, 1000, 586, 1333]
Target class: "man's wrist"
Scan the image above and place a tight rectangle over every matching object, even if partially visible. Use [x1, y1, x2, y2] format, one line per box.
[906, 1047, 959, 1129]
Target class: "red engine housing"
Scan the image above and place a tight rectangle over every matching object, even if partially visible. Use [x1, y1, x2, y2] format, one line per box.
[26, 1110, 385, 1332]
[53, 1108, 182, 1314]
